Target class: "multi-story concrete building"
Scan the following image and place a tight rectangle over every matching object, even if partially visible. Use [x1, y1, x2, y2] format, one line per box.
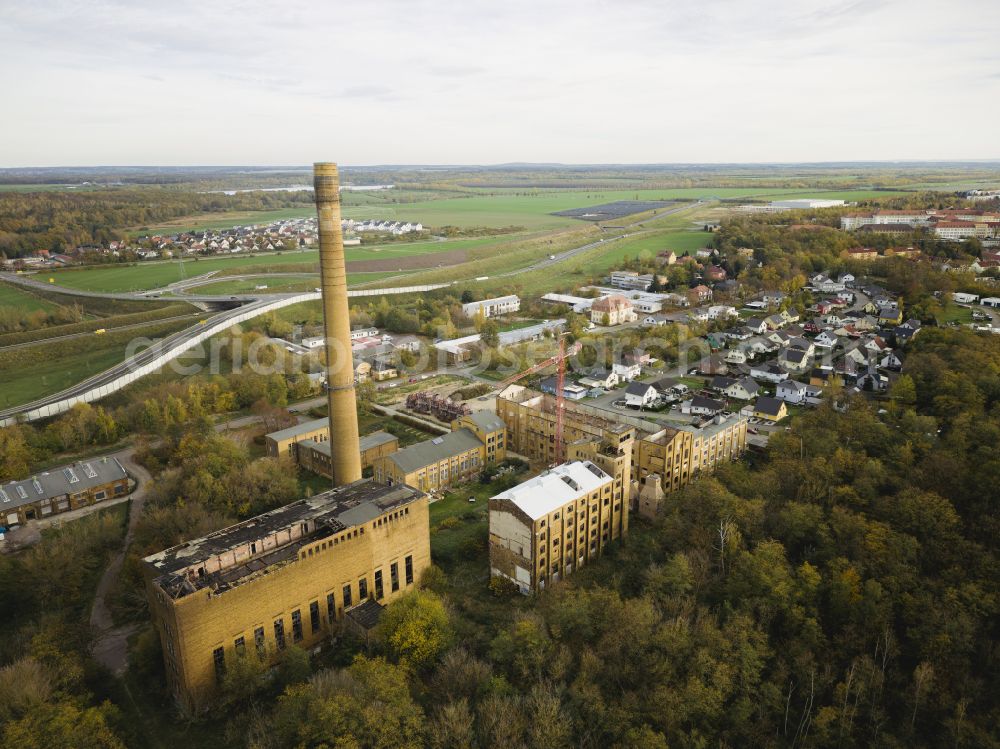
[496, 385, 746, 507]
[143, 480, 430, 711]
[372, 411, 506, 493]
[489, 460, 626, 593]
[609, 271, 654, 291]
[0, 457, 130, 528]
[461, 295, 521, 319]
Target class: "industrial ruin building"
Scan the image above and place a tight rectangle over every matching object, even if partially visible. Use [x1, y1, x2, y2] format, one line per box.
[496, 384, 746, 510]
[143, 480, 430, 711]
[489, 460, 627, 594]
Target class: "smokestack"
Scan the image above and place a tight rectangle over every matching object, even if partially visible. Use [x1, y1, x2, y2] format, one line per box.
[314, 163, 362, 486]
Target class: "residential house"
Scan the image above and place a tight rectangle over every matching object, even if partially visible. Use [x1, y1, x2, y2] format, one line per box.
[624, 381, 659, 408]
[814, 330, 838, 348]
[776, 379, 821, 404]
[578, 368, 619, 390]
[612, 361, 642, 382]
[687, 285, 713, 304]
[780, 347, 812, 373]
[751, 363, 789, 383]
[682, 395, 725, 416]
[724, 377, 760, 401]
[754, 396, 788, 422]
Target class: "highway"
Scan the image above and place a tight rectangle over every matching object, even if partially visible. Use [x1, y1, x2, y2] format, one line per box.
[0, 313, 204, 352]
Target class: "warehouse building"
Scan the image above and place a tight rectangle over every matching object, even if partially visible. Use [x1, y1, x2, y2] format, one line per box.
[371, 411, 506, 493]
[1, 457, 129, 528]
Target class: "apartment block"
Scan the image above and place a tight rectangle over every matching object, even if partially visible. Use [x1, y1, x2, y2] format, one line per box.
[143, 480, 430, 712]
[489, 460, 626, 593]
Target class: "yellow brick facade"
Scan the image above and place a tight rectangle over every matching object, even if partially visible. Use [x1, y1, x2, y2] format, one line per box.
[489, 461, 628, 594]
[144, 487, 430, 712]
[497, 387, 747, 512]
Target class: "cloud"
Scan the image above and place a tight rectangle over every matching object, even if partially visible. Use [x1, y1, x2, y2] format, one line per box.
[0, 0, 998, 164]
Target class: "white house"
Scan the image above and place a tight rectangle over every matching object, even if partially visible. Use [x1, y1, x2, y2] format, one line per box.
[814, 331, 839, 348]
[724, 348, 748, 364]
[751, 363, 789, 383]
[624, 381, 658, 408]
[462, 295, 521, 318]
[776, 380, 809, 404]
[682, 395, 725, 416]
[707, 305, 738, 320]
[613, 361, 642, 382]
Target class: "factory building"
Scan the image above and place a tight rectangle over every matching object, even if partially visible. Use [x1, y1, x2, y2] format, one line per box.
[372, 411, 506, 493]
[489, 460, 626, 594]
[143, 481, 430, 711]
[265, 418, 399, 474]
[495, 385, 746, 509]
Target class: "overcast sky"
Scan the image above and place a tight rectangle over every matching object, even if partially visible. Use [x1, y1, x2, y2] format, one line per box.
[2, 0, 998, 166]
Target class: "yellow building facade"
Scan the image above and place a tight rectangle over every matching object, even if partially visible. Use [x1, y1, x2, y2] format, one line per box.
[496, 385, 747, 513]
[143, 481, 430, 712]
[489, 460, 627, 593]
[372, 411, 506, 493]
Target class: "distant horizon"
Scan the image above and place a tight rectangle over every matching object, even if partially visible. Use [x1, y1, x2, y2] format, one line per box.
[3, 159, 1000, 172]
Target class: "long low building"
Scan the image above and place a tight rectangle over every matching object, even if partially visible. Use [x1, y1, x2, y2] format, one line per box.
[434, 319, 565, 363]
[1, 457, 130, 528]
[372, 411, 507, 493]
[298, 431, 400, 477]
[265, 418, 399, 472]
[461, 295, 521, 318]
[143, 480, 430, 711]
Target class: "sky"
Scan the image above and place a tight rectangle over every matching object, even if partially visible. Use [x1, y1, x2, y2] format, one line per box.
[1, 0, 999, 166]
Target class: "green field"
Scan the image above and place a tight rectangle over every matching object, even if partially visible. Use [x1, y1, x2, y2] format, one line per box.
[191, 271, 399, 295]
[0, 281, 61, 314]
[39, 236, 518, 293]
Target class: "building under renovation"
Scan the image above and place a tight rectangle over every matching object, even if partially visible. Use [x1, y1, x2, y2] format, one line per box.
[495, 384, 747, 515]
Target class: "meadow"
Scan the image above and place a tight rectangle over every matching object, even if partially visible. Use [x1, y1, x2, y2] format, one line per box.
[0, 281, 60, 314]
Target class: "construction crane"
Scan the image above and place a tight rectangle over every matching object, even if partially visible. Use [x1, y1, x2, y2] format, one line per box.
[496, 334, 579, 465]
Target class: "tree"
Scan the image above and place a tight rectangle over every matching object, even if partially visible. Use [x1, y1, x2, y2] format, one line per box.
[377, 590, 452, 671]
[480, 319, 500, 349]
[0, 424, 33, 481]
[891, 373, 917, 405]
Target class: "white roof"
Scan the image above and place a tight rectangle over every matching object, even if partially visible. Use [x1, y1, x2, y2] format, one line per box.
[493, 461, 611, 520]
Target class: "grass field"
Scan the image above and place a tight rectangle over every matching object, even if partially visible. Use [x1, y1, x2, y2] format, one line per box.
[0, 281, 61, 314]
[0, 319, 196, 408]
[39, 236, 516, 293]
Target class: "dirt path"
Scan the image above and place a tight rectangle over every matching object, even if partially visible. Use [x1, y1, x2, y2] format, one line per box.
[90, 449, 152, 675]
